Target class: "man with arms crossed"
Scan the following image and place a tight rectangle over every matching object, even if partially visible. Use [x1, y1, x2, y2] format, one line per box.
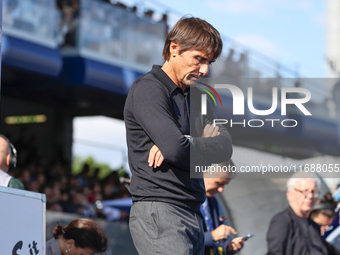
[124, 16, 232, 255]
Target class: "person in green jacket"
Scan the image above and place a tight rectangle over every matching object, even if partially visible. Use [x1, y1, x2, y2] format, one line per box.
[0, 134, 24, 190]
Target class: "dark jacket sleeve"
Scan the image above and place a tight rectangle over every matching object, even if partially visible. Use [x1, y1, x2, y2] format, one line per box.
[205, 231, 215, 248]
[131, 80, 208, 170]
[204, 197, 232, 255]
[204, 232, 231, 255]
[266, 212, 290, 255]
[323, 239, 340, 255]
[190, 88, 233, 164]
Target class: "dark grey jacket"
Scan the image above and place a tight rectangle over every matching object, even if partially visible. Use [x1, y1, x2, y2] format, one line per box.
[124, 65, 232, 214]
[267, 207, 328, 255]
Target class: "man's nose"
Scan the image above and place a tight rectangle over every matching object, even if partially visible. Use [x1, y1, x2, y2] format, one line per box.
[218, 186, 224, 193]
[199, 64, 209, 76]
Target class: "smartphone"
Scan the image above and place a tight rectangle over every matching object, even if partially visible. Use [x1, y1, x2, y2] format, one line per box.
[242, 234, 255, 241]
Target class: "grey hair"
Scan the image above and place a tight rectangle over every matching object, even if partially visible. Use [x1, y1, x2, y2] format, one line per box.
[286, 172, 321, 191]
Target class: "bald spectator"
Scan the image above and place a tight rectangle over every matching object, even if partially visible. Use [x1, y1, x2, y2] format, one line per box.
[0, 135, 24, 190]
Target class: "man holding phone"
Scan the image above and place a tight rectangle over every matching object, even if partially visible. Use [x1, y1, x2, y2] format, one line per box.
[203, 161, 247, 255]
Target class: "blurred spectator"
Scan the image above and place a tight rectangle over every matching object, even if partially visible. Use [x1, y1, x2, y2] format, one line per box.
[160, 13, 169, 36]
[72, 192, 97, 217]
[88, 181, 102, 203]
[56, 0, 71, 10]
[7, 131, 131, 220]
[114, 1, 127, 10]
[76, 163, 91, 187]
[266, 173, 331, 255]
[332, 81, 340, 115]
[237, 52, 249, 78]
[223, 49, 239, 85]
[47, 201, 63, 211]
[310, 194, 340, 255]
[28, 180, 40, 192]
[144, 10, 154, 18]
[202, 161, 245, 255]
[310, 193, 338, 235]
[295, 80, 302, 88]
[71, 0, 80, 18]
[58, 0, 78, 47]
[18, 168, 31, 188]
[36, 172, 46, 189]
[3, 0, 19, 28]
[46, 218, 107, 255]
[286, 80, 305, 101]
[0, 134, 25, 190]
[14, 156, 132, 220]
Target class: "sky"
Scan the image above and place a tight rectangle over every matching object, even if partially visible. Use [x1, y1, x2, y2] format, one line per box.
[73, 116, 129, 171]
[158, 0, 326, 78]
[73, 0, 328, 171]
[119, 0, 327, 78]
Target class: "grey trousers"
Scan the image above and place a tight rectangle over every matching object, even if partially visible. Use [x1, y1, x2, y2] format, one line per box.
[129, 201, 205, 255]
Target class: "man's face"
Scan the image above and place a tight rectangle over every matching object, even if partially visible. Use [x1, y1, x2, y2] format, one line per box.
[0, 137, 11, 172]
[312, 213, 334, 235]
[204, 177, 230, 197]
[288, 178, 318, 218]
[172, 46, 213, 90]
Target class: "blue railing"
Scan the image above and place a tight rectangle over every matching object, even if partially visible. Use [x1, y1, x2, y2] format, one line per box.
[2, 0, 339, 121]
[66, 0, 166, 70]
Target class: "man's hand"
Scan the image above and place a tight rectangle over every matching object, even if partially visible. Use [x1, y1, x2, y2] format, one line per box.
[148, 145, 164, 168]
[201, 124, 220, 137]
[211, 225, 237, 241]
[148, 124, 220, 167]
[227, 237, 244, 254]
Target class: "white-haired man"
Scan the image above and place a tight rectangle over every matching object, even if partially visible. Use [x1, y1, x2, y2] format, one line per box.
[266, 172, 327, 255]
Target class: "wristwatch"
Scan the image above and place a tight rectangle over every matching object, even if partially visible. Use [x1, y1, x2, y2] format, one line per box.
[184, 135, 193, 144]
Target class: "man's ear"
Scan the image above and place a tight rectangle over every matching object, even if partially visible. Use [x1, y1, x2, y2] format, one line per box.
[5, 154, 11, 167]
[170, 41, 180, 57]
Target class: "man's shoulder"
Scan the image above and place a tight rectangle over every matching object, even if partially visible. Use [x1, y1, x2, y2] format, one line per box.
[135, 69, 157, 83]
[267, 207, 293, 237]
[130, 69, 166, 93]
[133, 65, 162, 84]
[8, 177, 25, 190]
[270, 207, 292, 223]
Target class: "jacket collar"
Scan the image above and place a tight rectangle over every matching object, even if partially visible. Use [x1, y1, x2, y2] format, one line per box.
[151, 65, 189, 95]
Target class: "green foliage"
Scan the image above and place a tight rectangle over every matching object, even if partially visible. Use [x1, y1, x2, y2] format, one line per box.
[71, 155, 128, 180]
[72, 156, 84, 176]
